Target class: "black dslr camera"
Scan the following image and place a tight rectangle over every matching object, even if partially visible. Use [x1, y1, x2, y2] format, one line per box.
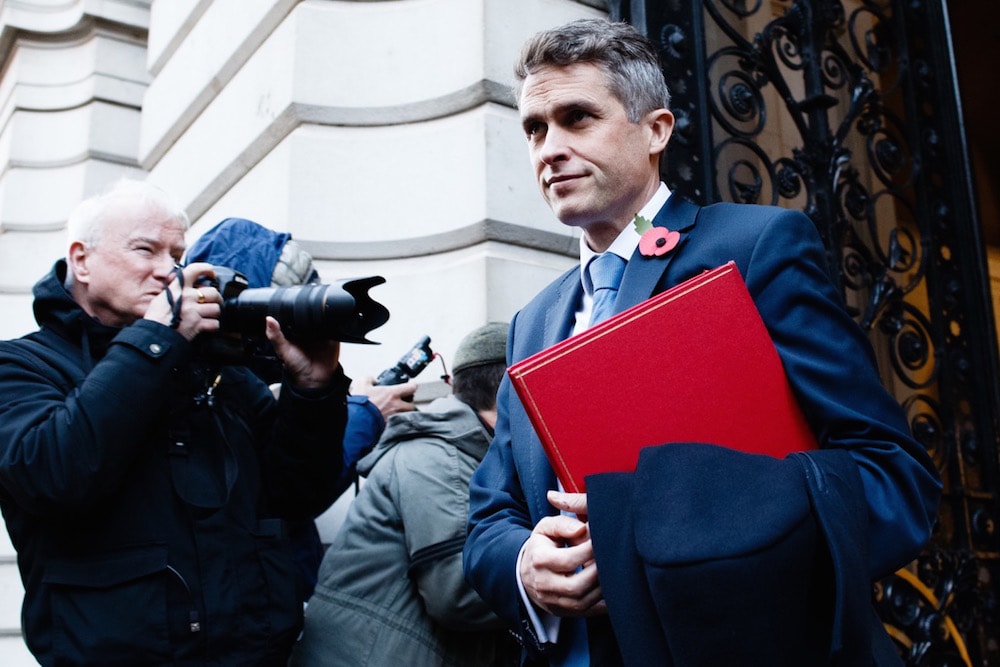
[192, 267, 389, 373]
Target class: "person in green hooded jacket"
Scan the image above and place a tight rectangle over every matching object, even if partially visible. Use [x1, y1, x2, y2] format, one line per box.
[291, 322, 517, 667]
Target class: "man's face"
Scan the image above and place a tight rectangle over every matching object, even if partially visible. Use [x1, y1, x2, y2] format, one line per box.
[70, 200, 187, 328]
[519, 62, 669, 239]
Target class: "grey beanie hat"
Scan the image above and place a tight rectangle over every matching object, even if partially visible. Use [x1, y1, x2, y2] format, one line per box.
[452, 322, 509, 374]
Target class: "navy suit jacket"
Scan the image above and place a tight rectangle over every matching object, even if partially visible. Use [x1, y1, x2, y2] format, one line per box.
[463, 197, 941, 663]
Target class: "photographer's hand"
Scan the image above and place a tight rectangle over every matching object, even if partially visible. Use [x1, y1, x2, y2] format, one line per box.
[144, 262, 222, 341]
[352, 377, 417, 418]
[265, 316, 341, 390]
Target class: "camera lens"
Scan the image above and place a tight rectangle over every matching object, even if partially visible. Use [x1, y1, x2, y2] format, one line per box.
[220, 277, 388, 344]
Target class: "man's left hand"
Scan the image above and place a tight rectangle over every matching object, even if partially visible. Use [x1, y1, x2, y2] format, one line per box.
[265, 316, 340, 390]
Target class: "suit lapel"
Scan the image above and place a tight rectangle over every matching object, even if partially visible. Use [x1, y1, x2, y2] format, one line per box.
[617, 196, 700, 310]
[524, 268, 581, 505]
[544, 269, 583, 346]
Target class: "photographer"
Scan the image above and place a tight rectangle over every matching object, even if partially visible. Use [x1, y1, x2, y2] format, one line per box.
[0, 179, 351, 665]
[185, 216, 418, 602]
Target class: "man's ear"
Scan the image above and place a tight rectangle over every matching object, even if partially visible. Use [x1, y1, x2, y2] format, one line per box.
[67, 240, 91, 284]
[647, 108, 675, 156]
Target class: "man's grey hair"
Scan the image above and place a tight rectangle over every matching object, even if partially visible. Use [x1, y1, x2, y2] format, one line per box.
[65, 178, 190, 258]
[513, 18, 671, 122]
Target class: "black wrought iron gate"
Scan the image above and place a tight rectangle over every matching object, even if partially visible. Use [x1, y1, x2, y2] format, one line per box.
[610, 0, 1000, 663]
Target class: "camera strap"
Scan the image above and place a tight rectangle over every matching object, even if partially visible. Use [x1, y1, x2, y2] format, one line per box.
[164, 264, 184, 329]
[167, 385, 241, 510]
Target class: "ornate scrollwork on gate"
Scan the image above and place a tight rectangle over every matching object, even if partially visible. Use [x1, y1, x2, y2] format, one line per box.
[612, 0, 1000, 663]
[876, 550, 986, 666]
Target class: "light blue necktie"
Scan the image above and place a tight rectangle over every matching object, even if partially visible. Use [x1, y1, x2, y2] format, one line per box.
[587, 252, 627, 327]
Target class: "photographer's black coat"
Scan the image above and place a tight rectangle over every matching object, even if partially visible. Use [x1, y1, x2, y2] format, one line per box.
[0, 260, 350, 666]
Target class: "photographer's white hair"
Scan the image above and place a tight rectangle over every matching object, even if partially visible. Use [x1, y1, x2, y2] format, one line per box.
[65, 178, 190, 258]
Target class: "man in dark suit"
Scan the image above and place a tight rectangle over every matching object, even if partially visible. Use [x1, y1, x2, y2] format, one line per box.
[463, 18, 942, 666]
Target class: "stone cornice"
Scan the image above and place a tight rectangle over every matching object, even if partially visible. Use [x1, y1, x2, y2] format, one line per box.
[182, 84, 516, 223]
[0, 1, 149, 63]
[299, 219, 578, 261]
[294, 79, 515, 127]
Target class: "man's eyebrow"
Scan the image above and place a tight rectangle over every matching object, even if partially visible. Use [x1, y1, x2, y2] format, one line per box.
[127, 234, 183, 257]
[520, 112, 541, 128]
[526, 98, 601, 120]
[562, 98, 601, 114]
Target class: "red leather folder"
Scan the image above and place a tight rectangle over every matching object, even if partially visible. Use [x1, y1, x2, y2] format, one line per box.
[507, 261, 818, 493]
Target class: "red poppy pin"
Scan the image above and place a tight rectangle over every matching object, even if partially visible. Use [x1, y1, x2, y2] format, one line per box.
[634, 214, 680, 257]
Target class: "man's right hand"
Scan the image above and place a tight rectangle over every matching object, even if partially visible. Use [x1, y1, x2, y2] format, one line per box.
[352, 376, 418, 419]
[519, 490, 606, 618]
[144, 262, 222, 341]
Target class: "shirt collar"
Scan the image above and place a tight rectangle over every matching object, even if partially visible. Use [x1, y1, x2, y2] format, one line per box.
[579, 183, 671, 294]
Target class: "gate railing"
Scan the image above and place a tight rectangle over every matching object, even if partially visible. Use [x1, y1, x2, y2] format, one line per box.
[611, 0, 1000, 663]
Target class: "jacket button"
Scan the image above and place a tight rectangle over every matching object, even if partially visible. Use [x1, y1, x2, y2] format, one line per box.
[149, 343, 162, 355]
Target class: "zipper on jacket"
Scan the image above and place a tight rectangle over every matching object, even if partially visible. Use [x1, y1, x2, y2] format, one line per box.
[167, 564, 201, 633]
